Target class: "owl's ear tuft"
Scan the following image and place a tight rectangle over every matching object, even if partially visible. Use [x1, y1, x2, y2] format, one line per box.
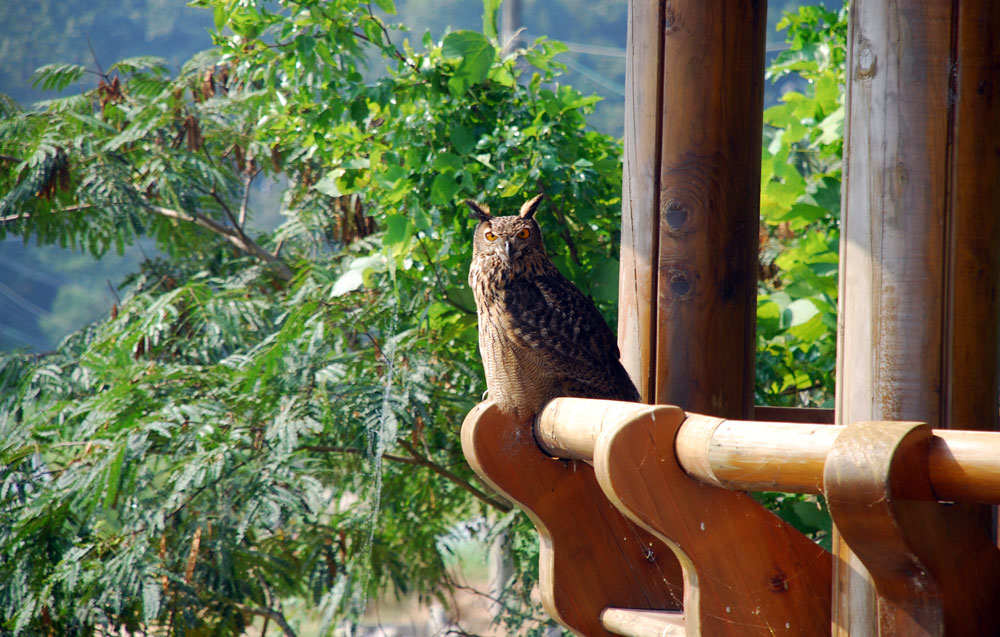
[465, 199, 492, 222]
[519, 194, 544, 219]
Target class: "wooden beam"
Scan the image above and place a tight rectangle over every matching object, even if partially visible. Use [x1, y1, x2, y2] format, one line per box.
[836, 2, 1000, 633]
[538, 401, 1000, 506]
[618, 0, 664, 402]
[619, 1, 765, 418]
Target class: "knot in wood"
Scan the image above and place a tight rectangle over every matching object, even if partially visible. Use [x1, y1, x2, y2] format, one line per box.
[663, 4, 679, 32]
[769, 570, 789, 593]
[664, 266, 693, 300]
[857, 38, 876, 79]
[664, 199, 689, 233]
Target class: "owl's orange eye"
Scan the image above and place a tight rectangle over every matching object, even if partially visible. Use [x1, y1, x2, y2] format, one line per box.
[517, 228, 530, 239]
[484, 230, 497, 241]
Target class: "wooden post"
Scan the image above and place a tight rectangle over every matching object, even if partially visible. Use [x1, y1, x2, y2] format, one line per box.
[836, 1, 1000, 633]
[619, 0, 765, 417]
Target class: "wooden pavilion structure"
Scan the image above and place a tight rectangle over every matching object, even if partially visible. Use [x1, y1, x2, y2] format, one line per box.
[463, 1, 1000, 634]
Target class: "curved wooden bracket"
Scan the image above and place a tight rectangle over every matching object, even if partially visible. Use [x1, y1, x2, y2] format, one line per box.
[461, 402, 684, 636]
[593, 404, 832, 635]
[824, 421, 1000, 635]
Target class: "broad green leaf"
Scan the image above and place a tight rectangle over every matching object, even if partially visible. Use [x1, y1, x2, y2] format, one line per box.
[590, 257, 620, 303]
[481, 0, 501, 41]
[432, 152, 463, 172]
[450, 125, 477, 154]
[442, 31, 496, 95]
[430, 173, 461, 205]
[373, 0, 396, 15]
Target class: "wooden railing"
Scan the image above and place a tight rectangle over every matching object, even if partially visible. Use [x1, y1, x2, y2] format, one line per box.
[463, 397, 1000, 636]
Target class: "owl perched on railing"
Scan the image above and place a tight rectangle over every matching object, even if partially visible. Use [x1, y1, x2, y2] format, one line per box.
[466, 194, 640, 421]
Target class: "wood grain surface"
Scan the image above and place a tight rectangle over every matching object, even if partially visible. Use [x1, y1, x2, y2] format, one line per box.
[618, 0, 663, 402]
[836, 2, 1000, 633]
[461, 402, 683, 636]
[592, 402, 832, 635]
[824, 422, 1000, 634]
[652, 1, 765, 417]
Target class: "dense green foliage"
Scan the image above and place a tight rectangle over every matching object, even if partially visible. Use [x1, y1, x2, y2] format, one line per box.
[0, 1, 620, 633]
[0, 1, 846, 634]
[757, 3, 846, 408]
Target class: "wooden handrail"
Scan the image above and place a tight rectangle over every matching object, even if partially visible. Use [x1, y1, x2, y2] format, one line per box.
[535, 398, 1000, 505]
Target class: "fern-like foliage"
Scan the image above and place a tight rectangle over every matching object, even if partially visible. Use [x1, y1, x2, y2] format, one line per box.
[0, 0, 622, 634]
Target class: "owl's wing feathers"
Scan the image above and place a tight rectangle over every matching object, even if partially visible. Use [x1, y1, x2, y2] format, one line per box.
[503, 272, 640, 402]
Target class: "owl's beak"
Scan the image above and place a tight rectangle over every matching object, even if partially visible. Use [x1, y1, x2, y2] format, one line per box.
[501, 239, 512, 263]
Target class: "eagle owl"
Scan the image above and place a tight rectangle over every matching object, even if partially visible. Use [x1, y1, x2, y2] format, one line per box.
[466, 194, 640, 420]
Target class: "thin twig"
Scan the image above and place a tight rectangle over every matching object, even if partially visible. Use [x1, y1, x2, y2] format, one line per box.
[301, 445, 423, 466]
[536, 183, 581, 268]
[302, 443, 512, 512]
[238, 169, 257, 228]
[0, 204, 94, 224]
[359, 3, 419, 71]
[86, 37, 109, 82]
[232, 604, 297, 637]
[398, 439, 513, 512]
[106, 279, 121, 305]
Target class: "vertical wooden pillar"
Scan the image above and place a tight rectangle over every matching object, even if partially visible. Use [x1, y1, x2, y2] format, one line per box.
[836, 1, 1000, 634]
[619, 0, 766, 418]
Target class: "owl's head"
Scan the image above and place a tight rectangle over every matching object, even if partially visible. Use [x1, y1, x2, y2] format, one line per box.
[466, 194, 546, 265]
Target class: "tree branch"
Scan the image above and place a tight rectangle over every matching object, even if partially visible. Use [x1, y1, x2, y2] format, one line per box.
[150, 205, 293, 281]
[232, 604, 297, 637]
[397, 439, 512, 512]
[0, 204, 93, 224]
[238, 169, 257, 228]
[417, 235, 474, 314]
[537, 184, 581, 268]
[1, 202, 293, 281]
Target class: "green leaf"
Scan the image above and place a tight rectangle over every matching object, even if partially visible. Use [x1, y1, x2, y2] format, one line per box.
[590, 258, 620, 303]
[104, 444, 127, 509]
[430, 173, 461, 205]
[383, 213, 411, 251]
[481, 0, 501, 41]
[31, 63, 86, 91]
[314, 171, 344, 197]
[373, 0, 397, 15]
[450, 125, 477, 154]
[433, 152, 464, 172]
[442, 31, 496, 95]
[331, 255, 388, 296]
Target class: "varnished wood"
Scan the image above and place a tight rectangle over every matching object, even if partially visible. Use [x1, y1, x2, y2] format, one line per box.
[836, 1, 1000, 632]
[667, 413, 1000, 504]
[535, 397, 646, 461]
[674, 415, 841, 494]
[595, 403, 832, 635]
[547, 399, 834, 635]
[653, 1, 765, 417]
[824, 422, 1000, 635]
[461, 402, 683, 636]
[601, 608, 686, 637]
